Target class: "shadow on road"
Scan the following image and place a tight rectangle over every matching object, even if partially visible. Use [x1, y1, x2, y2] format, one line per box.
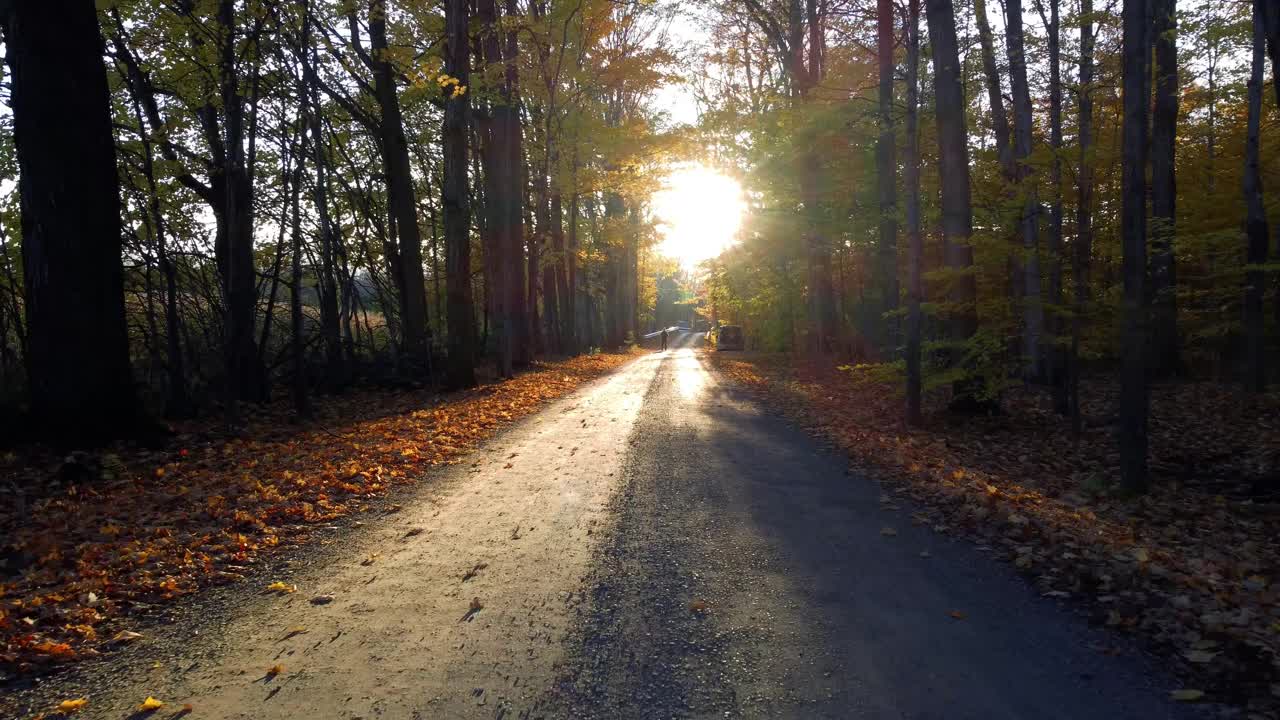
[550, 349, 1201, 720]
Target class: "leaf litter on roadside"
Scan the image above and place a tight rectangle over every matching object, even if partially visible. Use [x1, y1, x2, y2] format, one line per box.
[0, 353, 634, 677]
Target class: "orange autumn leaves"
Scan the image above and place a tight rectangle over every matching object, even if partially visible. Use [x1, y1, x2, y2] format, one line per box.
[0, 353, 632, 676]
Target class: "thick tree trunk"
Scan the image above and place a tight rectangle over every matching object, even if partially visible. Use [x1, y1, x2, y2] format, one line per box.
[443, 0, 477, 388]
[925, 0, 981, 410]
[1149, 0, 1179, 378]
[1244, 0, 1270, 394]
[1004, 0, 1043, 380]
[904, 0, 923, 426]
[3, 0, 141, 445]
[1071, 0, 1095, 438]
[369, 0, 430, 366]
[215, 0, 265, 416]
[477, 0, 513, 377]
[1119, 0, 1150, 492]
[876, 0, 899, 354]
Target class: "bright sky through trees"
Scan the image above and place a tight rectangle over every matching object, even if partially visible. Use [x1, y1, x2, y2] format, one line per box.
[651, 163, 746, 269]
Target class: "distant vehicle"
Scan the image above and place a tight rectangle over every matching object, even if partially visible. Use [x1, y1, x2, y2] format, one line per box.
[676, 320, 691, 331]
[694, 319, 709, 332]
[716, 325, 744, 351]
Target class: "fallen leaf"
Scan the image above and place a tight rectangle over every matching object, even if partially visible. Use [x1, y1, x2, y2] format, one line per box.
[404, 527, 424, 537]
[880, 527, 898, 537]
[138, 696, 165, 711]
[1169, 689, 1204, 702]
[948, 610, 967, 620]
[266, 581, 296, 594]
[266, 664, 284, 677]
[112, 630, 143, 644]
[281, 626, 307, 639]
[690, 599, 708, 612]
[56, 698, 88, 713]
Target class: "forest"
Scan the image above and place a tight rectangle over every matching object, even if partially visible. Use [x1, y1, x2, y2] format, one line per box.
[695, 0, 1280, 494]
[1, 0, 678, 447]
[3, 0, 1280, 711]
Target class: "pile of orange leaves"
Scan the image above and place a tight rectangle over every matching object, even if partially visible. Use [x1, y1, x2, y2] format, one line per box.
[709, 352, 1280, 711]
[0, 353, 632, 678]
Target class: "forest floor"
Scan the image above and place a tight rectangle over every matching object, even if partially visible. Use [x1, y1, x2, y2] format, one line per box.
[2, 339, 1203, 719]
[707, 351, 1280, 714]
[0, 351, 635, 688]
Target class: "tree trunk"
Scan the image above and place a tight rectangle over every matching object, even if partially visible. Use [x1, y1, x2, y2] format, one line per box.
[1119, 0, 1150, 492]
[876, 0, 899, 354]
[1243, 0, 1270, 394]
[566, 168, 580, 354]
[1004, 0, 1043, 380]
[443, 0, 477, 388]
[1149, 0, 1179, 377]
[3, 0, 141, 445]
[370, 0, 430, 366]
[1071, 0, 1095, 438]
[215, 0, 265, 417]
[1038, 0, 1067, 411]
[127, 85, 191, 418]
[925, 0, 981, 409]
[904, 0, 923, 426]
[476, 0, 513, 377]
[303, 12, 345, 391]
[973, 0, 1013, 179]
[289, 156, 309, 418]
[537, 164, 561, 354]
[551, 184, 571, 354]
[503, 0, 530, 366]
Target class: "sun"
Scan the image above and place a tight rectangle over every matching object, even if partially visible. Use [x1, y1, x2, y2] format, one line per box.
[652, 164, 745, 269]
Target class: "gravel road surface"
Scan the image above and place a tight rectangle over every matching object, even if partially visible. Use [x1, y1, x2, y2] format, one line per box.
[4, 336, 1202, 719]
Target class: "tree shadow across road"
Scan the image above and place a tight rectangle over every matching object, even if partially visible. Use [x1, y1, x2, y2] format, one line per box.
[548, 350, 1204, 719]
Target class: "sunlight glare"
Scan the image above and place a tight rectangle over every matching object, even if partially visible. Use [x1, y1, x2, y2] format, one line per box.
[652, 165, 745, 269]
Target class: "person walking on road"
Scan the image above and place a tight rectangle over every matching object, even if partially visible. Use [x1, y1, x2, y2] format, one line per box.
[660, 328, 669, 351]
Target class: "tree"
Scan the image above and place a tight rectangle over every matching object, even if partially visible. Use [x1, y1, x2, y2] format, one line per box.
[1242, 0, 1270, 394]
[973, 0, 1012, 180]
[1033, 0, 1066, 411]
[876, 0, 898, 353]
[443, 0, 477, 388]
[368, 0, 431, 365]
[903, 0, 923, 426]
[925, 0, 981, 409]
[1070, 0, 1096, 437]
[1004, 0, 1043, 380]
[1119, 0, 1151, 493]
[1149, 0, 1180, 377]
[2, 0, 141, 445]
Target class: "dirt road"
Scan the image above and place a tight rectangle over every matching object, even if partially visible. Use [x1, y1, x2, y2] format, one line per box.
[6, 340, 1201, 719]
